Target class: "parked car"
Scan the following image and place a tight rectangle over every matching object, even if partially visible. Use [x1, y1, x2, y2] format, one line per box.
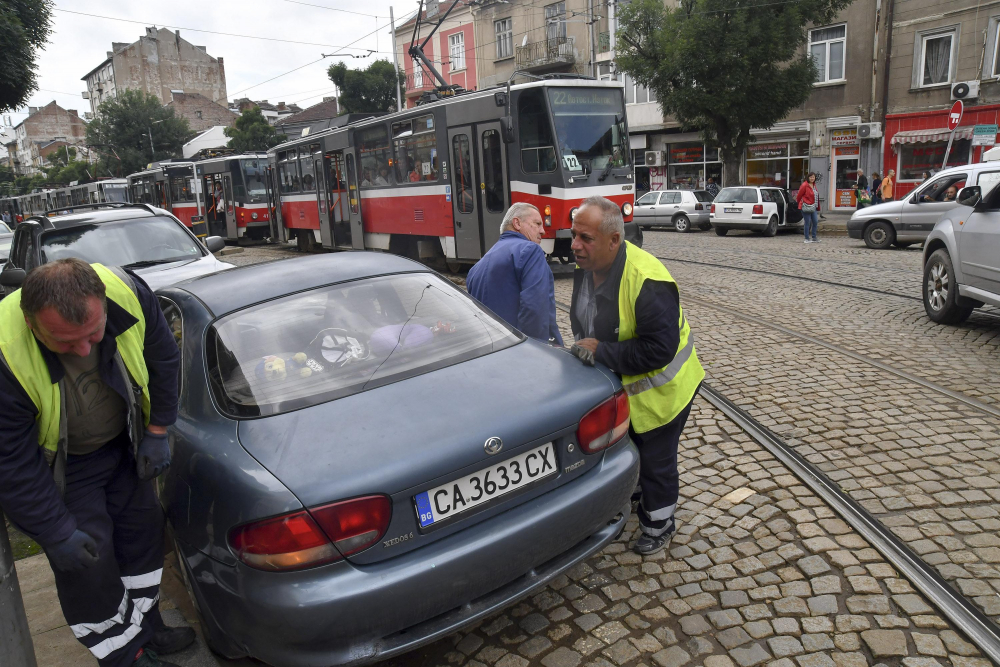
[158, 252, 639, 667]
[922, 184, 1000, 324]
[0, 203, 232, 297]
[0, 221, 12, 265]
[709, 186, 802, 236]
[633, 190, 714, 232]
[848, 164, 1000, 249]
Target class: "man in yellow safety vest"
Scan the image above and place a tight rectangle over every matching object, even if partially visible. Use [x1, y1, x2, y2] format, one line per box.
[569, 196, 704, 556]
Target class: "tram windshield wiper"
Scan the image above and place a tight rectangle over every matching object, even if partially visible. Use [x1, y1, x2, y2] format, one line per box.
[598, 160, 615, 182]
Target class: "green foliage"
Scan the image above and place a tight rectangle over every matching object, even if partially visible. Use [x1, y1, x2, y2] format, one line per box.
[616, 0, 853, 184]
[14, 173, 45, 194]
[0, 0, 53, 112]
[225, 106, 287, 152]
[328, 60, 404, 113]
[85, 89, 195, 177]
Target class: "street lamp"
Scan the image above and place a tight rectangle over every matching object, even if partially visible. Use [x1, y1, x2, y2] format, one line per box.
[144, 119, 166, 161]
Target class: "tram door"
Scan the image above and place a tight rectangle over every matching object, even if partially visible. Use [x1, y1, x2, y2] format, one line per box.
[449, 126, 481, 259]
[344, 150, 365, 250]
[221, 174, 237, 239]
[323, 152, 354, 249]
[265, 166, 283, 241]
[476, 122, 509, 252]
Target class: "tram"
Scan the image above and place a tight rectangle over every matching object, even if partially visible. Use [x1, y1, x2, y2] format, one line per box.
[266, 77, 634, 262]
[127, 163, 200, 227]
[194, 154, 274, 242]
[0, 179, 129, 222]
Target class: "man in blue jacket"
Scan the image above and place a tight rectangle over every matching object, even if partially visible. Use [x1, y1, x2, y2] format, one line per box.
[467, 203, 563, 345]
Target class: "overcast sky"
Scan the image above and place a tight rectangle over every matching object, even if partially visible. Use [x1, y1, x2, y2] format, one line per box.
[5, 0, 418, 124]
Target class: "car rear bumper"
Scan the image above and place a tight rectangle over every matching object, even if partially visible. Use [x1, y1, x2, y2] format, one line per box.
[182, 439, 640, 667]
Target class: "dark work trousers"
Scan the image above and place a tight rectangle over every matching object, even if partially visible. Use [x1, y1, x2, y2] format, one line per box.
[47, 431, 165, 667]
[631, 397, 695, 537]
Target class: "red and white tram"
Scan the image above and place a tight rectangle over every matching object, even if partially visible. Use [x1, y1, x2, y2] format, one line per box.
[127, 163, 199, 226]
[266, 78, 634, 262]
[194, 154, 274, 242]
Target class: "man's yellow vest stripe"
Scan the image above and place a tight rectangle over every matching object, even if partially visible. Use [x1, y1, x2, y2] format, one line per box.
[0, 264, 150, 454]
[617, 242, 704, 433]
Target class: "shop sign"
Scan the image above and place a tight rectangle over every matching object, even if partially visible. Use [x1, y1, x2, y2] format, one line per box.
[972, 124, 998, 147]
[830, 129, 858, 146]
[836, 189, 856, 207]
[747, 143, 788, 159]
[670, 144, 704, 163]
[834, 146, 860, 156]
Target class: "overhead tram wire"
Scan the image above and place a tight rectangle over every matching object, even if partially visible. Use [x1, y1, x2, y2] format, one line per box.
[281, 0, 387, 19]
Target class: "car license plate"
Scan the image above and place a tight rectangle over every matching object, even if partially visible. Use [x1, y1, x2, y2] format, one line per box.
[414, 443, 556, 528]
[724, 207, 741, 213]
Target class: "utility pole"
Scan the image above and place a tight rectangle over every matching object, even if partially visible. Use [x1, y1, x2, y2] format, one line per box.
[390, 6, 403, 112]
[0, 512, 38, 667]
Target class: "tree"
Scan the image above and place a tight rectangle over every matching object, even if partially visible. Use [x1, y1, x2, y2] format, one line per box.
[616, 0, 853, 185]
[85, 89, 194, 176]
[41, 147, 92, 185]
[225, 106, 287, 152]
[328, 60, 404, 113]
[0, 0, 53, 112]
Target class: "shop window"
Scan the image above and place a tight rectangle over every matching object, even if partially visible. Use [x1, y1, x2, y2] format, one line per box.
[545, 2, 567, 41]
[449, 32, 466, 71]
[495, 19, 513, 60]
[518, 90, 557, 173]
[278, 151, 300, 193]
[392, 114, 438, 183]
[897, 140, 970, 181]
[357, 125, 392, 188]
[452, 135, 474, 213]
[917, 28, 956, 87]
[809, 24, 846, 83]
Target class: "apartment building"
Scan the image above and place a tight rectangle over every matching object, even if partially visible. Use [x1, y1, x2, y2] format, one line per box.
[396, 0, 478, 108]
[8, 102, 88, 176]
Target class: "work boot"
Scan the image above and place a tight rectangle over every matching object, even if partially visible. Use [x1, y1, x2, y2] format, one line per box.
[633, 520, 676, 556]
[133, 648, 181, 667]
[145, 625, 196, 655]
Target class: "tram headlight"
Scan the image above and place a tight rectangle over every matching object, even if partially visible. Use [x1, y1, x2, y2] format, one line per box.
[252, 212, 258, 220]
[570, 207, 579, 222]
[621, 202, 633, 217]
[544, 205, 552, 227]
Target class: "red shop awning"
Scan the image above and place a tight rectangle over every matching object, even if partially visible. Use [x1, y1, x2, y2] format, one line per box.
[891, 127, 976, 145]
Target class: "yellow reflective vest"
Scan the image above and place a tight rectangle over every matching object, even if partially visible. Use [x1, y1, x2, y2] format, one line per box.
[0, 264, 150, 461]
[617, 242, 704, 433]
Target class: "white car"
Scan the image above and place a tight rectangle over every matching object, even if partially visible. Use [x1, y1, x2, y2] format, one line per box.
[709, 186, 802, 237]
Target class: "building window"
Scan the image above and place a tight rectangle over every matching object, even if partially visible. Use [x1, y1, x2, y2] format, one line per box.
[919, 30, 955, 87]
[809, 25, 846, 83]
[993, 22, 1000, 77]
[623, 74, 656, 105]
[449, 32, 465, 71]
[495, 18, 513, 60]
[545, 2, 567, 42]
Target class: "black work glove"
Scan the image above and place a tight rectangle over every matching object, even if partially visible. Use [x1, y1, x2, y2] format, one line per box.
[136, 429, 171, 481]
[47, 529, 99, 573]
[570, 343, 596, 366]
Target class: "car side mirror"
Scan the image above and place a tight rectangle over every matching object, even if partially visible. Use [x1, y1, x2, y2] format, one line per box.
[205, 236, 226, 253]
[0, 267, 26, 288]
[957, 186, 982, 207]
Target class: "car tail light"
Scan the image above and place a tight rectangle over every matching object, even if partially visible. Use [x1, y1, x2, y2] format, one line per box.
[710, 204, 716, 214]
[229, 511, 340, 571]
[228, 495, 392, 570]
[577, 390, 630, 454]
[695, 203, 703, 210]
[311, 495, 392, 556]
[753, 204, 763, 215]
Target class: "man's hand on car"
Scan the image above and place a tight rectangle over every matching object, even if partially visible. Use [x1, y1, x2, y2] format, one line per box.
[136, 427, 171, 481]
[571, 338, 599, 366]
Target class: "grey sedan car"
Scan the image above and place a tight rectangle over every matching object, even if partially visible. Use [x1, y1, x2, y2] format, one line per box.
[158, 253, 639, 667]
[633, 190, 713, 232]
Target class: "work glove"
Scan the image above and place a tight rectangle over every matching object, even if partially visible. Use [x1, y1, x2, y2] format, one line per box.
[136, 430, 171, 481]
[570, 343, 596, 366]
[47, 529, 99, 573]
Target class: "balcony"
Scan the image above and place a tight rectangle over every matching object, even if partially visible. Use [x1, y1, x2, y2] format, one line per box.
[404, 72, 435, 97]
[515, 36, 575, 72]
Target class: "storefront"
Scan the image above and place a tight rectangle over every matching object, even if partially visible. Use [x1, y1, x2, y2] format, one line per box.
[885, 104, 1000, 200]
[745, 140, 810, 190]
[664, 142, 722, 190]
[830, 129, 860, 210]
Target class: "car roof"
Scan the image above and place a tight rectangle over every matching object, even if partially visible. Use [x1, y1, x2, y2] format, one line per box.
[29, 206, 160, 231]
[166, 251, 429, 316]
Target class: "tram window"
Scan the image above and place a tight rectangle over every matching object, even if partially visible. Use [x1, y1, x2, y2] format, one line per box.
[242, 159, 268, 203]
[392, 115, 439, 184]
[547, 88, 630, 172]
[452, 135, 474, 214]
[357, 125, 392, 188]
[481, 130, 505, 213]
[299, 145, 318, 192]
[518, 91, 557, 173]
[346, 153, 359, 214]
[278, 151, 301, 194]
[170, 176, 194, 202]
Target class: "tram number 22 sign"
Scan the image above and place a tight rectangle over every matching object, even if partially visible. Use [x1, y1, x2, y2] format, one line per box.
[562, 155, 582, 172]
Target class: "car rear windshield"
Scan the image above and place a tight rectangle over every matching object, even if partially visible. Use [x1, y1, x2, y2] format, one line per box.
[714, 188, 757, 203]
[207, 273, 522, 417]
[40, 216, 203, 267]
[693, 191, 714, 202]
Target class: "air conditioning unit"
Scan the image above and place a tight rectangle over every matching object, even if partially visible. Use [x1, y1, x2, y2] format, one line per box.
[857, 122, 883, 139]
[645, 150, 664, 167]
[952, 81, 980, 101]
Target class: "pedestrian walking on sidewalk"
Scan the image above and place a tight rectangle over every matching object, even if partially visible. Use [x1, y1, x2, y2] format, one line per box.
[467, 203, 563, 345]
[870, 172, 883, 205]
[881, 169, 895, 203]
[797, 173, 821, 243]
[856, 169, 869, 209]
[0, 259, 194, 667]
[567, 196, 704, 556]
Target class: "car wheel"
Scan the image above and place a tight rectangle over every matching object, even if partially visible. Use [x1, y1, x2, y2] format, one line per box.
[674, 214, 691, 233]
[699, 222, 712, 231]
[923, 249, 973, 324]
[864, 221, 895, 250]
[714, 226, 728, 236]
[763, 216, 778, 237]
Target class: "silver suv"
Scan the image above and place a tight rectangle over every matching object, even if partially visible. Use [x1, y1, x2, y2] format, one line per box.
[849, 164, 1000, 249]
[633, 190, 714, 232]
[922, 185, 1000, 324]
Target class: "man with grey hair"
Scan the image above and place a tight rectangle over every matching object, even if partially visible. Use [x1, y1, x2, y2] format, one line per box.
[0, 258, 194, 667]
[568, 196, 704, 556]
[467, 202, 563, 345]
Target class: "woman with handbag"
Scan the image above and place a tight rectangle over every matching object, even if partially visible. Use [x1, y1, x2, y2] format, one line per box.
[797, 172, 821, 243]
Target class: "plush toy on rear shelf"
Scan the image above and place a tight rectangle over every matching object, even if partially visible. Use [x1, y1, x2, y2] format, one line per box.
[255, 355, 287, 382]
[290, 352, 325, 378]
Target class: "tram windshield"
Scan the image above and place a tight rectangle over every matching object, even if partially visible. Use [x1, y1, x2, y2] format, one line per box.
[547, 87, 629, 173]
[242, 159, 268, 203]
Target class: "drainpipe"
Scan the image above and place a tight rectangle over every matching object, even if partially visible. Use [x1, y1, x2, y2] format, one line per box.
[0, 512, 38, 667]
[878, 0, 895, 176]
